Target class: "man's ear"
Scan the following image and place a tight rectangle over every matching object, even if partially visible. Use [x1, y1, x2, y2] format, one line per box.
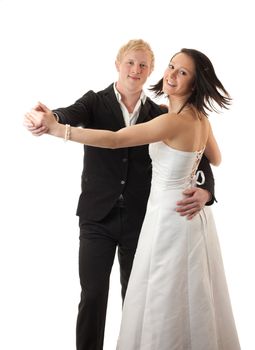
[115, 60, 120, 72]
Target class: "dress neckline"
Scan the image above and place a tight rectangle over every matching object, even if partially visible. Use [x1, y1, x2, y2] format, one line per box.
[160, 141, 205, 156]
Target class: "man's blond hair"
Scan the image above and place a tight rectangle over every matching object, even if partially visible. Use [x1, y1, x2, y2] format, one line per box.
[116, 39, 155, 71]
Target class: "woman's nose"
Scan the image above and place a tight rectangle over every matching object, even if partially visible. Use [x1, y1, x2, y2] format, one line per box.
[169, 70, 177, 79]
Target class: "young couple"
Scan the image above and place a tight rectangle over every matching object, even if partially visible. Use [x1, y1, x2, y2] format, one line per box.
[24, 39, 240, 349]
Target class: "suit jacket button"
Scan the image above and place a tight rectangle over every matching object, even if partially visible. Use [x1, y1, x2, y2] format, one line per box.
[121, 180, 125, 185]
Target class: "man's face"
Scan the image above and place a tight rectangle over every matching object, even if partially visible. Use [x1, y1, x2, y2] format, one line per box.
[115, 49, 152, 94]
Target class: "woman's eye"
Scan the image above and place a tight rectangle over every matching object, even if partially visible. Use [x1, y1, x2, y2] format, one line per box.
[168, 64, 174, 69]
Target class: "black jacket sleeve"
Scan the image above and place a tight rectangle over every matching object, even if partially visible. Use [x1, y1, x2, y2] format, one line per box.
[52, 90, 96, 127]
[197, 155, 216, 206]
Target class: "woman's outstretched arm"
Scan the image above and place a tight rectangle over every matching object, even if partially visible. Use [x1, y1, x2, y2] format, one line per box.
[24, 102, 174, 148]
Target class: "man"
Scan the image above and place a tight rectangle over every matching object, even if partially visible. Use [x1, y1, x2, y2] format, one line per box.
[25, 39, 215, 350]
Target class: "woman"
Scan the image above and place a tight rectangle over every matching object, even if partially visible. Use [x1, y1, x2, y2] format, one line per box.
[25, 48, 240, 349]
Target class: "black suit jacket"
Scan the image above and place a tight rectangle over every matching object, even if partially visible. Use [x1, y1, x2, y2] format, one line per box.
[54, 84, 215, 221]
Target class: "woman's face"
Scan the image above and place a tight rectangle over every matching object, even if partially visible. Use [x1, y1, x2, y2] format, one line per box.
[163, 52, 195, 99]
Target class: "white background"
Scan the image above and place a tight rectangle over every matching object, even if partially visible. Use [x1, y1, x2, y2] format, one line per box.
[0, 0, 254, 349]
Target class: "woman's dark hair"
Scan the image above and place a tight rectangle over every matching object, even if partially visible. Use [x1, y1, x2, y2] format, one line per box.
[149, 48, 231, 116]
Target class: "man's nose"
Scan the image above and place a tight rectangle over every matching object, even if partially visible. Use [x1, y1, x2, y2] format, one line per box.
[132, 64, 142, 74]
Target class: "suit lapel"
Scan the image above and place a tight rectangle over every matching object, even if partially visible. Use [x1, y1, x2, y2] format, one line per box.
[103, 85, 126, 129]
[136, 99, 151, 124]
[103, 85, 154, 127]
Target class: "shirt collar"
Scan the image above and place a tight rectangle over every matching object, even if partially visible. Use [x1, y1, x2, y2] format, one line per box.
[113, 83, 147, 105]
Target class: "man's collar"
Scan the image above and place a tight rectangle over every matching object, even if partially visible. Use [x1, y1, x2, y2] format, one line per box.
[114, 83, 147, 105]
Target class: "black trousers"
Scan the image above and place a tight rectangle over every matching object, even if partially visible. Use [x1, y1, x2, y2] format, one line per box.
[76, 200, 144, 350]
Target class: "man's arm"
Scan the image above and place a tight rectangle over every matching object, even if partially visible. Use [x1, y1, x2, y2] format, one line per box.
[52, 92, 94, 127]
[24, 91, 96, 136]
[196, 154, 216, 206]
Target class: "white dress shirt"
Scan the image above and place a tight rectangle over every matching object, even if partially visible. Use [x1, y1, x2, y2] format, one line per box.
[114, 83, 147, 126]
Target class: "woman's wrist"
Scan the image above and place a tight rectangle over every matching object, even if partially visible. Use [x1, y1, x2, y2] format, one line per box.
[49, 122, 65, 138]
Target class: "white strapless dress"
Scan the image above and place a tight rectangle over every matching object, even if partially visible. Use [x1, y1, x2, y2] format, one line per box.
[116, 142, 240, 350]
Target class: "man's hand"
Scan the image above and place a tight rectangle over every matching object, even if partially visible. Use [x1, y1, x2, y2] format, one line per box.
[176, 188, 211, 220]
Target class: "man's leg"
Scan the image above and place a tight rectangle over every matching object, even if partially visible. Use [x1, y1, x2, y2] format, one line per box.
[76, 210, 120, 350]
[118, 207, 143, 302]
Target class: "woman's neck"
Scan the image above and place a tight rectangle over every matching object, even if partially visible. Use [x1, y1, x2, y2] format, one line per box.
[168, 97, 190, 114]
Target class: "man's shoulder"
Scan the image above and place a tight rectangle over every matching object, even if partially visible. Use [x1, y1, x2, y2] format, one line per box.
[76, 83, 114, 103]
[97, 83, 114, 96]
[145, 96, 168, 115]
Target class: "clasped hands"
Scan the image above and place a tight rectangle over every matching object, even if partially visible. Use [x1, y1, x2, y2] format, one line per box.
[23, 102, 57, 136]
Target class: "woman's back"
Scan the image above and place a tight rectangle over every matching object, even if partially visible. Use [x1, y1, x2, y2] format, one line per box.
[149, 141, 204, 191]
[164, 106, 209, 153]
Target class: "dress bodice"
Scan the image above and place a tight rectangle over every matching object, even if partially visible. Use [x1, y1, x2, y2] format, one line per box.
[149, 141, 204, 189]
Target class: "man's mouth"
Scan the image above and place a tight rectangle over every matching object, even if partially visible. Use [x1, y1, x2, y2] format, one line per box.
[129, 75, 140, 80]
